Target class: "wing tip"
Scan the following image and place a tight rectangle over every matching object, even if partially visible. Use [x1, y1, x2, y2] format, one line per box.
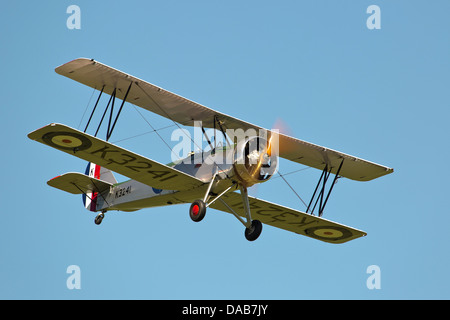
[55, 57, 94, 74]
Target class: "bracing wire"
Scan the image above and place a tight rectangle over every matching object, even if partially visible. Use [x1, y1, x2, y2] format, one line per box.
[77, 87, 96, 130]
[132, 106, 182, 161]
[110, 123, 177, 144]
[276, 170, 308, 208]
[133, 82, 230, 175]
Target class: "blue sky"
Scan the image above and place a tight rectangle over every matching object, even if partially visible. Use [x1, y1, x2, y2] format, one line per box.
[1, 1, 449, 299]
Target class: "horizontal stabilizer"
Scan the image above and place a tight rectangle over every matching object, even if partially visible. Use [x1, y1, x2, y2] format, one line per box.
[47, 172, 113, 194]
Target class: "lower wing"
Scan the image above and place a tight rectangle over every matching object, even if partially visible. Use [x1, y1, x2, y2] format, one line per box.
[209, 192, 366, 244]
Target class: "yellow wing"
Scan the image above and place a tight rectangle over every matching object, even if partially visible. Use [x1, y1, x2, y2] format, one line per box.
[209, 192, 366, 244]
[55, 58, 393, 181]
[28, 123, 205, 191]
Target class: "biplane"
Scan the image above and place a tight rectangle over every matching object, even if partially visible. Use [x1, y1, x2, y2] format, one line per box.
[28, 58, 393, 243]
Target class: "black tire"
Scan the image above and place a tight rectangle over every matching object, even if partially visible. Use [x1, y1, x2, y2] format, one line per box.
[94, 213, 104, 225]
[189, 200, 206, 222]
[244, 219, 263, 241]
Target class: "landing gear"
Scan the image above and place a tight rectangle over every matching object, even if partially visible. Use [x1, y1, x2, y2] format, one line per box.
[189, 196, 262, 241]
[215, 185, 264, 242]
[239, 185, 263, 241]
[188, 171, 263, 241]
[188, 167, 219, 223]
[94, 211, 105, 225]
[244, 219, 263, 241]
[189, 199, 206, 222]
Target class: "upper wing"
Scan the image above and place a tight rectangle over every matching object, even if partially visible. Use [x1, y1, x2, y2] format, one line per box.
[55, 58, 393, 181]
[209, 192, 366, 244]
[28, 123, 205, 191]
[55, 58, 256, 131]
[275, 132, 393, 181]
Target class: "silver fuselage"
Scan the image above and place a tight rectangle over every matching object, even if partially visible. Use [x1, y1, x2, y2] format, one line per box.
[96, 147, 237, 212]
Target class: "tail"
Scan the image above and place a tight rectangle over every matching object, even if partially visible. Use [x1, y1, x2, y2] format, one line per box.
[82, 162, 117, 211]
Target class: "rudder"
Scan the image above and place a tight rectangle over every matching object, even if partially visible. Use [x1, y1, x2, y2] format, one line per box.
[82, 162, 101, 211]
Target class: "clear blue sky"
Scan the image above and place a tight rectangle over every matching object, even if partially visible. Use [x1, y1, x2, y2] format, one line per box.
[1, 0, 449, 299]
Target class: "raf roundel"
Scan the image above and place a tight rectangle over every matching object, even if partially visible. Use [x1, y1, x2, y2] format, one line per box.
[42, 131, 92, 151]
[304, 226, 353, 242]
[51, 135, 83, 148]
[314, 228, 344, 238]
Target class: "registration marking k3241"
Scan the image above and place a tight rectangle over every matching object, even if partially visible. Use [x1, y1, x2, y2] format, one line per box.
[115, 185, 131, 198]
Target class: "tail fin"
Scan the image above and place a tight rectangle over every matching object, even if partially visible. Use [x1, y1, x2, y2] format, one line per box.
[82, 162, 117, 211]
[83, 162, 100, 211]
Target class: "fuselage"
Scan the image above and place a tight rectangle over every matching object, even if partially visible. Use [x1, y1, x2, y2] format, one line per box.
[96, 133, 278, 213]
[96, 146, 237, 212]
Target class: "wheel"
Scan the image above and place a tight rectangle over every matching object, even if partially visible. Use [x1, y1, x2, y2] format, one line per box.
[189, 200, 206, 222]
[94, 213, 104, 225]
[244, 219, 263, 241]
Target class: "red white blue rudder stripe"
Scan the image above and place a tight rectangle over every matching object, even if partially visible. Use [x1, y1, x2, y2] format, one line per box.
[82, 162, 101, 212]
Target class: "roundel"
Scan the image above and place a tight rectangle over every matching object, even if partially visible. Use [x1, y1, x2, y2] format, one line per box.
[42, 132, 92, 151]
[304, 226, 352, 242]
[152, 187, 163, 194]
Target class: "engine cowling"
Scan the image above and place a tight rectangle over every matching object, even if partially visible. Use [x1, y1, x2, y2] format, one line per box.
[232, 136, 278, 187]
